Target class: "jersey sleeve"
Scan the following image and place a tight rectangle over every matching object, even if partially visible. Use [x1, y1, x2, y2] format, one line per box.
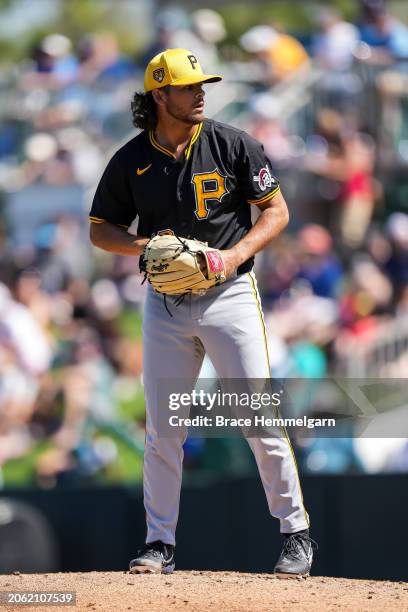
[234, 132, 280, 205]
[89, 153, 137, 229]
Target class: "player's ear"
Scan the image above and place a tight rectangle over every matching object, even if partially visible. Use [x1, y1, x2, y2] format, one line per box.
[152, 87, 168, 107]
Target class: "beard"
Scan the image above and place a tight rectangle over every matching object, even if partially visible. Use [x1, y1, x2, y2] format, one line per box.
[165, 101, 204, 125]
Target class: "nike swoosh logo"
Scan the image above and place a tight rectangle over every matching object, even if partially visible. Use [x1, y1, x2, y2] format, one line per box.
[137, 164, 152, 176]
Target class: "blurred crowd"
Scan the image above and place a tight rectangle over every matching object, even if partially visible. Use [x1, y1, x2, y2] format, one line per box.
[1, 0, 408, 486]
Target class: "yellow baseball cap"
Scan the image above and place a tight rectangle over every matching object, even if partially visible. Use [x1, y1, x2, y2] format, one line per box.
[144, 48, 222, 92]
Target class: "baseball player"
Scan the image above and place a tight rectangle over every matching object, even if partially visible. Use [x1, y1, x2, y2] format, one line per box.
[89, 48, 317, 577]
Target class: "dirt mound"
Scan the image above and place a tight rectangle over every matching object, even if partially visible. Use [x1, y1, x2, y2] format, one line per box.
[0, 571, 407, 611]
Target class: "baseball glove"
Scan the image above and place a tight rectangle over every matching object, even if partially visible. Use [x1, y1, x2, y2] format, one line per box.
[140, 232, 226, 296]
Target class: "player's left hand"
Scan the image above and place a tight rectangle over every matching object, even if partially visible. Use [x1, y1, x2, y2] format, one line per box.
[219, 249, 240, 279]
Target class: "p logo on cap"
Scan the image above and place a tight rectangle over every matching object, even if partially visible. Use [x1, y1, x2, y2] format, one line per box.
[144, 48, 222, 92]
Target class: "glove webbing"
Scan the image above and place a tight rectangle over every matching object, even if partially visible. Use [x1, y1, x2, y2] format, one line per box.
[143, 234, 200, 317]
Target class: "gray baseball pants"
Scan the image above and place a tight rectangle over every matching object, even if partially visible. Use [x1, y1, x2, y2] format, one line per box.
[142, 271, 309, 546]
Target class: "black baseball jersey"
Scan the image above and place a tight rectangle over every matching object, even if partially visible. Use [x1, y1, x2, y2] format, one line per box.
[90, 118, 280, 274]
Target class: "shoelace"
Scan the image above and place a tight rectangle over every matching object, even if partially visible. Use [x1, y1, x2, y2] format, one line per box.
[282, 534, 318, 560]
[138, 542, 172, 560]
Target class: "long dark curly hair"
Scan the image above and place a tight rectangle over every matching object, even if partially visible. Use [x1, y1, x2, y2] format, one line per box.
[131, 91, 158, 131]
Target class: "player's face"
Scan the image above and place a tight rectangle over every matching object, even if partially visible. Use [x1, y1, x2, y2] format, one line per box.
[162, 83, 205, 125]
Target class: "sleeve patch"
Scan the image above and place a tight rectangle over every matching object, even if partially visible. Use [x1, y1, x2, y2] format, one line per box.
[253, 165, 278, 192]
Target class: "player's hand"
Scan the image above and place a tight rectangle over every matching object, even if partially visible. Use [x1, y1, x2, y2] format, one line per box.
[219, 249, 240, 279]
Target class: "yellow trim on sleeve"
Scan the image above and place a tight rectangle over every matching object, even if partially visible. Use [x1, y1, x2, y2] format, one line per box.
[89, 217, 129, 229]
[247, 185, 280, 205]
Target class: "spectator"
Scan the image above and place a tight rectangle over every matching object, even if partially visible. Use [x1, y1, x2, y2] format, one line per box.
[0, 283, 52, 376]
[143, 8, 225, 74]
[314, 8, 359, 71]
[359, 0, 408, 61]
[240, 25, 309, 84]
[385, 213, 408, 304]
[296, 224, 343, 299]
[305, 109, 376, 248]
[313, 8, 362, 111]
[78, 33, 134, 84]
[1, 11, 408, 484]
[23, 34, 79, 89]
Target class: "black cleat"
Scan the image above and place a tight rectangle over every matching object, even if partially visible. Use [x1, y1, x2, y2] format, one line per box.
[274, 531, 317, 578]
[129, 541, 175, 574]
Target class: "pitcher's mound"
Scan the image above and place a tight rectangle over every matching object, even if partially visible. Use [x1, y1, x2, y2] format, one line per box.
[0, 571, 407, 611]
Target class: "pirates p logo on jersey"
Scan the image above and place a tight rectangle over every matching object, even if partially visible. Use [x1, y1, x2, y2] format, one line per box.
[192, 169, 229, 220]
[253, 165, 276, 192]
